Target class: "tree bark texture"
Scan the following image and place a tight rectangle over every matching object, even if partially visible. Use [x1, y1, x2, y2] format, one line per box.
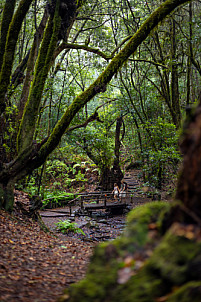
[0, 0, 16, 72]
[17, 1, 62, 152]
[111, 116, 124, 188]
[0, 0, 33, 115]
[175, 98, 201, 220]
[170, 18, 181, 128]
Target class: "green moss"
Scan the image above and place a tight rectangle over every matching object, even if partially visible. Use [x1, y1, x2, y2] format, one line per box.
[167, 281, 201, 302]
[17, 0, 61, 152]
[112, 272, 166, 302]
[147, 226, 201, 285]
[0, 0, 33, 113]
[68, 249, 119, 302]
[121, 201, 170, 250]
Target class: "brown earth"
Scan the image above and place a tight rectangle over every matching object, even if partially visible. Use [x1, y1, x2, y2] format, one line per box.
[0, 205, 94, 302]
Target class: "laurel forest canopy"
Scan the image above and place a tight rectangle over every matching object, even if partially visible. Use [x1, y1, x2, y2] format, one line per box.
[0, 0, 200, 213]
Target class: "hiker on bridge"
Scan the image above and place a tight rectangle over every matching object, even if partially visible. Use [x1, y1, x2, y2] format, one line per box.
[112, 183, 120, 200]
[119, 180, 128, 202]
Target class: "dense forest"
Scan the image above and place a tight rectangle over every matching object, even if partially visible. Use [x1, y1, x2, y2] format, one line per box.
[1, 0, 200, 211]
[1, 0, 201, 301]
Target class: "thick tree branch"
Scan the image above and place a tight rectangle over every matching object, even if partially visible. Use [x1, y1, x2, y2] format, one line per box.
[67, 111, 103, 132]
[54, 35, 133, 62]
[54, 42, 111, 61]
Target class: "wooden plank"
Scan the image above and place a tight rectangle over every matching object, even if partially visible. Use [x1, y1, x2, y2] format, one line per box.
[84, 202, 128, 210]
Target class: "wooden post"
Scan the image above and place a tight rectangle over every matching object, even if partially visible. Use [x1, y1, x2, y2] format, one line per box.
[104, 194, 107, 207]
[81, 196, 84, 209]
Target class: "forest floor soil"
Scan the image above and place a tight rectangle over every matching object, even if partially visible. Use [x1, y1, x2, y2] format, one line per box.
[0, 208, 94, 302]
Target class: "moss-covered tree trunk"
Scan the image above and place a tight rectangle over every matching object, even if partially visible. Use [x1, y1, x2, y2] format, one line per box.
[0, 0, 16, 72]
[170, 18, 181, 128]
[0, 0, 33, 115]
[17, 8, 49, 122]
[17, 2, 62, 153]
[111, 116, 124, 188]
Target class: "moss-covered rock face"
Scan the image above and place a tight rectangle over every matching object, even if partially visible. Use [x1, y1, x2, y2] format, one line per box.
[58, 202, 201, 302]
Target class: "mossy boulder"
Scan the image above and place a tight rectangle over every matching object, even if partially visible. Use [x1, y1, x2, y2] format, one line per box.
[59, 201, 201, 302]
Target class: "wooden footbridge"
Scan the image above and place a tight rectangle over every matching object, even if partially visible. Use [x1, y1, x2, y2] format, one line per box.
[56, 191, 149, 216]
[77, 192, 129, 216]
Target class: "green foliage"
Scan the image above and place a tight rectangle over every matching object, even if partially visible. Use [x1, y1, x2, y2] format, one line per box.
[55, 219, 85, 235]
[45, 160, 88, 186]
[41, 191, 75, 208]
[46, 159, 70, 176]
[17, 157, 88, 208]
[142, 118, 181, 189]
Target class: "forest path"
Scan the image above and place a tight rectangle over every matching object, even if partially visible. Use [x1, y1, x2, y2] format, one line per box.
[123, 169, 142, 193]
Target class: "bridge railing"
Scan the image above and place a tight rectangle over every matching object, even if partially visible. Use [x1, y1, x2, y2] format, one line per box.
[41, 191, 150, 216]
[69, 191, 135, 208]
